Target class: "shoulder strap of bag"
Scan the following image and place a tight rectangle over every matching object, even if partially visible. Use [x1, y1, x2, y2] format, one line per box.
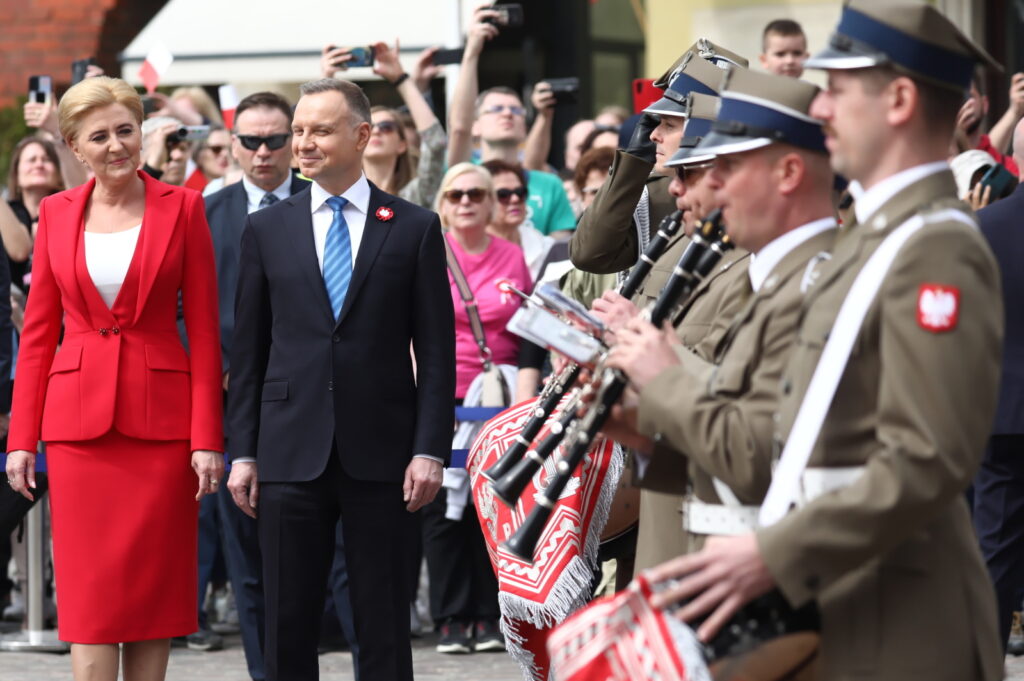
[444, 236, 493, 371]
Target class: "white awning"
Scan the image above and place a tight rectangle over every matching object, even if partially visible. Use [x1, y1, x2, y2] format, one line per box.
[119, 0, 476, 87]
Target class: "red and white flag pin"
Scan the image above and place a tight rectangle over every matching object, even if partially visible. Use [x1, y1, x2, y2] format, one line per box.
[139, 44, 173, 94]
[375, 206, 394, 222]
[218, 84, 240, 129]
[917, 284, 960, 333]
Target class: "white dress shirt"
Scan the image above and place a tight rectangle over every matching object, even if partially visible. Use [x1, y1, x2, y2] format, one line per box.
[851, 161, 949, 226]
[309, 175, 370, 273]
[242, 175, 293, 214]
[748, 217, 837, 292]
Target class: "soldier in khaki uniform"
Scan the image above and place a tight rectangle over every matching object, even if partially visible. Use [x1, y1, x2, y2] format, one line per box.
[647, 3, 1005, 680]
[607, 71, 838, 564]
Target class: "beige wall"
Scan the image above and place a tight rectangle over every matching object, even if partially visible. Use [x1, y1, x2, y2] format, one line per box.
[645, 0, 982, 86]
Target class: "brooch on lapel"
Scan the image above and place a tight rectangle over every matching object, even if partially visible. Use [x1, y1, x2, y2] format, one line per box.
[375, 206, 394, 222]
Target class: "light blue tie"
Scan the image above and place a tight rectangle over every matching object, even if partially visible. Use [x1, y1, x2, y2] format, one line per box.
[323, 196, 353, 319]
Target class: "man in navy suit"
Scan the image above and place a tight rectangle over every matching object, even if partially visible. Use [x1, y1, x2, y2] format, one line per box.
[199, 91, 308, 677]
[227, 78, 455, 681]
[974, 117, 1024, 651]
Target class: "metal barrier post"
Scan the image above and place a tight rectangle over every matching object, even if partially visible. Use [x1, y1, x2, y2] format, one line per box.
[0, 496, 68, 652]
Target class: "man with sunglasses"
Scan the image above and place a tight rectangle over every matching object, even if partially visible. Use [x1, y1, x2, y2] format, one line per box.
[199, 91, 309, 681]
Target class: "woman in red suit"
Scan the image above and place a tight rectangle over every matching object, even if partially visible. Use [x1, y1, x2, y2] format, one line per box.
[4, 77, 223, 680]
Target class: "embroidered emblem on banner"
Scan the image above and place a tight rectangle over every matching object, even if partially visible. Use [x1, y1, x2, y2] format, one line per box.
[917, 284, 959, 332]
[375, 206, 394, 221]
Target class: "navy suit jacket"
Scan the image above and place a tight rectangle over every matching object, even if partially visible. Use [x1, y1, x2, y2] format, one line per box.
[203, 174, 310, 372]
[227, 181, 456, 483]
[978, 182, 1024, 434]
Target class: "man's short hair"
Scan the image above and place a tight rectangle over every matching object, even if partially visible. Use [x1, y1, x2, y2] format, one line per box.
[298, 79, 372, 125]
[861, 66, 963, 139]
[234, 92, 294, 129]
[762, 19, 806, 51]
[475, 86, 522, 115]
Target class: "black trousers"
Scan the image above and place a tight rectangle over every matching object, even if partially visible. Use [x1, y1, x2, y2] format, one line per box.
[421, 487, 500, 624]
[259, 450, 412, 681]
[973, 434, 1024, 649]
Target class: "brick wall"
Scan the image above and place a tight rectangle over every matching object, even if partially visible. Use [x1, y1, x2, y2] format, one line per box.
[0, 0, 168, 107]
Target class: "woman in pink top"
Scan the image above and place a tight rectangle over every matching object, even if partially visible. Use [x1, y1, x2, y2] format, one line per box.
[423, 163, 531, 654]
[437, 163, 532, 399]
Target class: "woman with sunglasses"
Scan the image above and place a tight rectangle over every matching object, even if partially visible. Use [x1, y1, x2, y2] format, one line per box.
[187, 126, 235, 192]
[425, 163, 531, 654]
[481, 159, 553, 281]
[323, 39, 447, 209]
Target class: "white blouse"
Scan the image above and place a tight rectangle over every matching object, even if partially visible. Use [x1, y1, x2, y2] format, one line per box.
[84, 224, 141, 308]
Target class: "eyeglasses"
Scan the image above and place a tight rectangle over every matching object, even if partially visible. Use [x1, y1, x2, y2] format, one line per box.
[236, 133, 291, 151]
[205, 145, 227, 155]
[481, 104, 526, 117]
[673, 162, 713, 183]
[443, 188, 488, 204]
[495, 187, 527, 204]
[371, 120, 399, 134]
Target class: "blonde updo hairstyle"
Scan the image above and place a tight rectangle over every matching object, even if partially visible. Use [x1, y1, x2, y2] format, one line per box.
[58, 77, 144, 144]
[434, 162, 497, 229]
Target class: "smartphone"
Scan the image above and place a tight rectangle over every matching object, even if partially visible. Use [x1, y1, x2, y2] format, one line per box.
[632, 78, 662, 114]
[978, 163, 1019, 201]
[432, 47, 464, 66]
[346, 46, 375, 68]
[71, 58, 96, 85]
[546, 77, 579, 105]
[28, 75, 52, 104]
[486, 3, 524, 28]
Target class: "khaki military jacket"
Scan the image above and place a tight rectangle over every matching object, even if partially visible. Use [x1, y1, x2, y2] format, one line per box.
[637, 227, 836, 507]
[758, 170, 1003, 681]
[569, 150, 675, 275]
[631, 245, 751, 572]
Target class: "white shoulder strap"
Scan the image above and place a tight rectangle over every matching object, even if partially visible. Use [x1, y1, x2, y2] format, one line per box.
[759, 209, 973, 526]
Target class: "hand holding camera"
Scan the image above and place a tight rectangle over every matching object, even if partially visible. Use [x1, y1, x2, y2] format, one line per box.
[532, 82, 556, 117]
[320, 45, 374, 78]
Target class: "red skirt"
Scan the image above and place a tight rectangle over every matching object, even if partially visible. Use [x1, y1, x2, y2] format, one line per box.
[46, 430, 198, 643]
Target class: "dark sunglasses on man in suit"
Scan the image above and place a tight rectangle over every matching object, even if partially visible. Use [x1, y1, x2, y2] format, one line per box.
[236, 133, 291, 151]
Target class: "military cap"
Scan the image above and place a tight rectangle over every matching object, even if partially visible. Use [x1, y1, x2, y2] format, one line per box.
[688, 68, 826, 159]
[664, 92, 719, 168]
[646, 45, 747, 118]
[805, 0, 1001, 92]
[653, 39, 749, 89]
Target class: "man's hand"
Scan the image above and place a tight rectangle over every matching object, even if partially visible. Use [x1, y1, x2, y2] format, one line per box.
[591, 290, 640, 340]
[955, 97, 982, 137]
[532, 82, 556, 118]
[24, 100, 59, 137]
[412, 47, 442, 93]
[465, 7, 501, 59]
[646, 534, 775, 642]
[227, 461, 259, 518]
[143, 123, 178, 171]
[965, 182, 993, 211]
[624, 112, 660, 164]
[371, 39, 405, 84]
[5, 449, 35, 501]
[606, 317, 680, 390]
[404, 457, 443, 512]
[192, 450, 225, 501]
[1008, 72, 1024, 119]
[320, 45, 354, 78]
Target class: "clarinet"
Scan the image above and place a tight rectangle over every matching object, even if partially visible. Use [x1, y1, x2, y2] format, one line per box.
[503, 211, 731, 562]
[482, 210, 684, 484]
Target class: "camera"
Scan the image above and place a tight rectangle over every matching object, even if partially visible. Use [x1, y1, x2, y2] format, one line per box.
[166, 125, 210, 146]
[546, 77, 580, 105]
[484, 3, 524, 28]
[346, 46, 375, 68]
[71, 58, 96, 86]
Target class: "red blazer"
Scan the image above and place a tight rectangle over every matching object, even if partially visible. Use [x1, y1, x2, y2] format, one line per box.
[8, 172, 223, 453]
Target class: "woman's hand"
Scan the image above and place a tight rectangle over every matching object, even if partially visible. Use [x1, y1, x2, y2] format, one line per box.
[965, 182, 993, 211]
[371, 39, 405, 84]
[192, 449, 225, 501]
[412, 46, 442, 93]
[6, 450, 36, 501]
[23, 100, 59, 138]
[320, 45, 353, 78]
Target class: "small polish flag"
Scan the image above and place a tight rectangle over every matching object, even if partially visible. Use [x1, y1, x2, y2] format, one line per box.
[218, 84, 240, 129]
[138, 44, 173, 94]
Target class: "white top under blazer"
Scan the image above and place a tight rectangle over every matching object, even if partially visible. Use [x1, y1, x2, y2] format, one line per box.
[84, 224, 141, 308]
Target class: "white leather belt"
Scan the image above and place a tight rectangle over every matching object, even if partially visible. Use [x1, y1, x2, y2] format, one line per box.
[682, 499, 759, 536]
[794, 466, 866, 507]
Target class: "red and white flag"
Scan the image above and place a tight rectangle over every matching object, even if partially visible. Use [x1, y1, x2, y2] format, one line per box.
[138, 44, 173, 94]
[218, 84, 240, 129]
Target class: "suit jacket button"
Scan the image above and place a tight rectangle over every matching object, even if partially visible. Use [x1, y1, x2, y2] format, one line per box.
[99, 328, 108, 336]
[111, 327, 120, 335]
[328, 380, 333, 391]
[332, 334, 340, 343]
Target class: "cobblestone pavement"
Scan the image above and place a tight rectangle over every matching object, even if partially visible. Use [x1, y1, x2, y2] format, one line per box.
[4, 629, 1024, 680]
[0, 631, 524, 681]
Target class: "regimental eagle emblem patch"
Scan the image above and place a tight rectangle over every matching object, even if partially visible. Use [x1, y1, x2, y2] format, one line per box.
[375, 206, 394, 222]
[917, 284, 960, 333]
